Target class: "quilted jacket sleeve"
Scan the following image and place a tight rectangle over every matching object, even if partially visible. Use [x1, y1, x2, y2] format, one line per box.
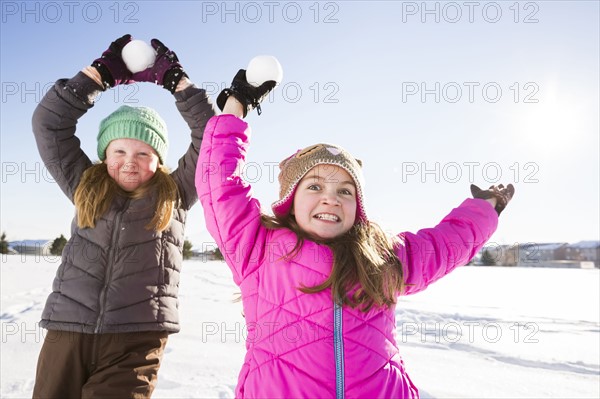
[195, 114, 268, 285]
[170, 86, 216, 210]
[31, 72, 101, 202]
[396, 198, 498, 295]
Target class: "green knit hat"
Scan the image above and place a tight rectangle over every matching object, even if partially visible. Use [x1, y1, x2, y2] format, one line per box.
[97, 105, 168, 163]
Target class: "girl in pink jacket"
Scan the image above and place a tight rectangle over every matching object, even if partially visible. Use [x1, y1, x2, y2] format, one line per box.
[195, 70, 514, 398]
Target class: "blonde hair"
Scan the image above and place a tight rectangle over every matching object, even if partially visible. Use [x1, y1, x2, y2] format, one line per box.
[73, 163, 179, 231]
[261, 214, 405, 312]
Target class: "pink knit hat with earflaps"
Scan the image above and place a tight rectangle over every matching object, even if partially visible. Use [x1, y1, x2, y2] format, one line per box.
[271, 143, 367, 222]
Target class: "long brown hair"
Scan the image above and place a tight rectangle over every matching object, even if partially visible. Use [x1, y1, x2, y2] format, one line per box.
[261, 214, 405, 312]
[73, 163, 179, 231]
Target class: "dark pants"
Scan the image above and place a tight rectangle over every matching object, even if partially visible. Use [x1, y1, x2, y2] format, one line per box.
[32, 330, 169, 399]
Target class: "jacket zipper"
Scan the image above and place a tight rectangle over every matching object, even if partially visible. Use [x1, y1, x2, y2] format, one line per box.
[334, 302, 345, 399]
[94, 199, 129, 334]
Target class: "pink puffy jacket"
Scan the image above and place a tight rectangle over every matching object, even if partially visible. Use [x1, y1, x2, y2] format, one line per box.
[196, 115, 498, 398]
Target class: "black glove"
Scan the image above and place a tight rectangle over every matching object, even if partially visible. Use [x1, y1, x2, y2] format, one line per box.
[91, 34, 133, 89]
[131, 38, 188, 94]
[217, 69, 276, 117]
[470, 184, 515, 216]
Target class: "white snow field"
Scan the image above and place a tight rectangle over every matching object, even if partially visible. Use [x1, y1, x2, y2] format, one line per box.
[1, 255, 598, 398]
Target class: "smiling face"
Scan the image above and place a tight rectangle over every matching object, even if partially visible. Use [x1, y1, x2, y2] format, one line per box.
[104, 138, 160, 191]
[291, 164, 357, 240]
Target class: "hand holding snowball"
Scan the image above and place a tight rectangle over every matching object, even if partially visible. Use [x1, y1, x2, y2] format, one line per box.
[91, 34, 134, 89]
[130, 39, 188, 94]
[216, 56, 283, 117]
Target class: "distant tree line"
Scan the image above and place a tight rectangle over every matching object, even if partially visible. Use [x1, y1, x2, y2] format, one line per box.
[50, 234, 67, 256]
[183, 239, 193, 260]
[481, 248, 497, 266]
[212, 247, 224, 260]
[1, 233, 226, 263]
[0, 232, 8, 254]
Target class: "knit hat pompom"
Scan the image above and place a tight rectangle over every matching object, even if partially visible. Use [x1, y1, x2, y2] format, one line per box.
[97, 105, 169, 163]
[272, 143, 367, 222]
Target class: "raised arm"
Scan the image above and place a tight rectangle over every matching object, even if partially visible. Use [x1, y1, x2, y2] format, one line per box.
[32, 66, 106, 201]
[397, 185, 513, 295]
[120, 38, 217, 209]
[195, 110, 269, 285]
[195, 65, 281, 283]
[195, 65, 278, 283]
[33, 32, 136, 200]
[98, 36, 217, 209]
[170, 82, 216, 209]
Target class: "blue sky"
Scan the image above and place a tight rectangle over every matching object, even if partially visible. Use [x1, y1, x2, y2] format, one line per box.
[1, 1, 598, 250]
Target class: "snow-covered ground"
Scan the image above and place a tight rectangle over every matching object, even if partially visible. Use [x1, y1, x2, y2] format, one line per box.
[1, 255, 598, 398]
